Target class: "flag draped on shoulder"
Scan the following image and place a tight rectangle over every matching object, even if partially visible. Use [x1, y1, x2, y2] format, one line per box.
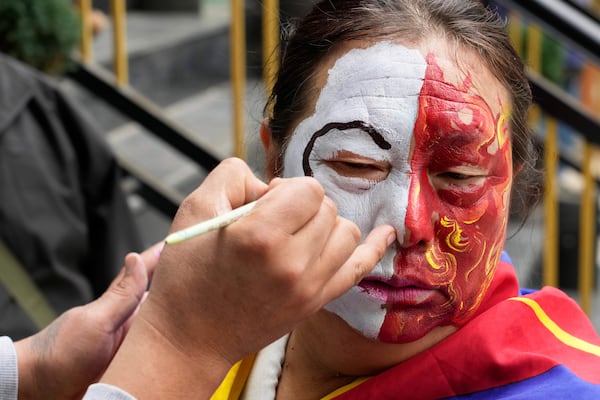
[332, 257, 600, 399]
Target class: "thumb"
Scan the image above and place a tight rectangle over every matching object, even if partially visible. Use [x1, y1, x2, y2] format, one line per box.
[91, 253, 149, 331]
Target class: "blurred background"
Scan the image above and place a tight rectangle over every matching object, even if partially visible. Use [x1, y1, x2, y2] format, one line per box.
[1, 0, 599, 333]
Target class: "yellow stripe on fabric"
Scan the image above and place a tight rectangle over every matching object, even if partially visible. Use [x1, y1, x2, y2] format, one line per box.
[321, 377, 370, 400]
[211, 354, 257, 400]
[211, 354, 368, 400]
[510, 297, 600, 357]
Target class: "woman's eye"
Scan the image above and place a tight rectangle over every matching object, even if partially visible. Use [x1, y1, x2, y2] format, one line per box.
[435, 170, 486, 187]
[442, 172, 472, 180]
[323, 160, 390, 182]
[342, 162, 374, 170]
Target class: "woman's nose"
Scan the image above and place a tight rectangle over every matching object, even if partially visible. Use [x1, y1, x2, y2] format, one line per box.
[399, 180, 435, 248]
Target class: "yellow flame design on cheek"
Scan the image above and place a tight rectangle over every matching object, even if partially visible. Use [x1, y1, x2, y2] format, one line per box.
[425, 247, 456, 274]
[462, 244, 502, 316]
[425, 217, 476, 275]
[440, 216, 469, 252]
[424, 217, 466, 277]
[425, 216, 492, 316]
[496, 108, 510, 149]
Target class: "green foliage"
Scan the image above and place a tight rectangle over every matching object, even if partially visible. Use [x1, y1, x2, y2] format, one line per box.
[0, 0, 81, 75]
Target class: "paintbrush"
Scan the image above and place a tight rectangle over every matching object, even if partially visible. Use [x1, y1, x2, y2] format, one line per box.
[164, 200, 258, 244]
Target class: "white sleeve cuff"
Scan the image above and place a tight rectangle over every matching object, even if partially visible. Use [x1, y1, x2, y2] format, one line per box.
[83, 383, 138, 400]
[0, 336, 18, 400]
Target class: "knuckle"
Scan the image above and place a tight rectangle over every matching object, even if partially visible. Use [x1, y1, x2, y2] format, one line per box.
[339, 218, 361, 243]
[350, 224, 362, 243]
[219, 157, 247, 172]
[287, 176, 324, 201]
[293, 288, 317, 309]
[176, 193, 203, 218]
[353, 261, 367, 284]
[113, 275, 133, 296]
[286, 275, 316, 305]
[280, 261, 306, 284]
[303, 177, 325, 199]
[236, 227, 282, 258]
[323, 196, 339, 215]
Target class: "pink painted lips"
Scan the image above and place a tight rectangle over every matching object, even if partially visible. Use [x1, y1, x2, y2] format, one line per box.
[358, 276, 442, 306]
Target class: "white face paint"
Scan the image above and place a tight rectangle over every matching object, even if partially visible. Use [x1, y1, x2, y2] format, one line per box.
[283, 42, 427, 339]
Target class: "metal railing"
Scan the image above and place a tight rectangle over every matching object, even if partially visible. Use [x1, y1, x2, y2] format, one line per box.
[74, 0, 221, 217]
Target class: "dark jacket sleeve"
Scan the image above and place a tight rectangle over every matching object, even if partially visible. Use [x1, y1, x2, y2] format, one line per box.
[0, 53, 143, 339]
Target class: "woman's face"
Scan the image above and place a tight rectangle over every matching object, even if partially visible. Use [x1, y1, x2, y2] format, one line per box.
[281, 39, 513, 343]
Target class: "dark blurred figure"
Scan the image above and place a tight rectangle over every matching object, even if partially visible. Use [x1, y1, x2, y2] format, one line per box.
[0, 53, 143, 339]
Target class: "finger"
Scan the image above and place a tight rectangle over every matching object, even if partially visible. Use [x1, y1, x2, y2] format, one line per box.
[309, 216, 361, 280]
[139, 241, 164, 282]
[288, 196, 338, 257]
[91, 253, 149, 332]
[320, 224, 395, 302]
[170, 158, 269, 233]
[249, 176, 325, 235]
[212, 158, 269, 212]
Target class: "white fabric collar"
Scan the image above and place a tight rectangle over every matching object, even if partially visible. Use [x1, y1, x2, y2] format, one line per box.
[241, 334, 289, 400]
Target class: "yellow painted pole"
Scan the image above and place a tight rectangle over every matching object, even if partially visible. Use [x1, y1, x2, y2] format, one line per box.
[527, 24, 542, 73]
[579, 62, 598, 316]
[578, 143, 595, 315]
[527, 24, 559, 288]
[111, 0, 129, 86]
[79, 0, 93, 63]
[507, 12, 523, 57]
[543, 114, 559, 288]
[262, 0, 280, 102]
[230, 0, 246, 159]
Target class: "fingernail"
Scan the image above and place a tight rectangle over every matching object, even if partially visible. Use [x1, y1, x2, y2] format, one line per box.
[125, 253, 149, 282]
[124, 253, 137, 277]
[387, 231, 397, 246]
[154, 242, 165, 259]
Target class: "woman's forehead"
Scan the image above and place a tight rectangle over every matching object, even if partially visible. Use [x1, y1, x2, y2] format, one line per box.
[311, 39, 509, 119]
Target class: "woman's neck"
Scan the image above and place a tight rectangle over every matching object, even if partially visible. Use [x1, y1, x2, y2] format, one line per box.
[276, 329, 356, 400]
[275, 311, 456, 400]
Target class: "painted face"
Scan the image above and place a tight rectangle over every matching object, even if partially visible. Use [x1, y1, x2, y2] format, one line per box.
[283, 41, 513, 343]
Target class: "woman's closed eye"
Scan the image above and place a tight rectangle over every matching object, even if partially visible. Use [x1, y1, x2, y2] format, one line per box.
[323, 156, 391, 182]
[434, 168, 487, 188]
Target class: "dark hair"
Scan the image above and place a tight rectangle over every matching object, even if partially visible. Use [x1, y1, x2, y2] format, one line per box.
[265, 0, 542, 220]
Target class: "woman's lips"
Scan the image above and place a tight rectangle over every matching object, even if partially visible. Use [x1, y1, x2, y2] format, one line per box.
[357, 277, 442, 306]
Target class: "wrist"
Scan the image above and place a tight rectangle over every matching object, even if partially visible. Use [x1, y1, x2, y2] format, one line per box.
[100, 300, 235, 399]
[14, 336, 40, 400]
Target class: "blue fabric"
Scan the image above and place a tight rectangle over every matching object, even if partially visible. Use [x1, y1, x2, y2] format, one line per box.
[449, 365, 600, 399]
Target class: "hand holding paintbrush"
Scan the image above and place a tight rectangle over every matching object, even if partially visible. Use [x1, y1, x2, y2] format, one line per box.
[99, 158, 394, 398]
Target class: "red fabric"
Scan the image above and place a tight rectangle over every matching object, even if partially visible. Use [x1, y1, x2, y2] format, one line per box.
[333, 260, 600, 399]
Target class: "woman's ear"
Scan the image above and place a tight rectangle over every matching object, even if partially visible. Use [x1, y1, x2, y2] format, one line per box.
[260, 119, 280, 179]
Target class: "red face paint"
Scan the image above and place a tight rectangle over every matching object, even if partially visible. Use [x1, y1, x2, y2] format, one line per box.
[378, 53, 512, 343]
